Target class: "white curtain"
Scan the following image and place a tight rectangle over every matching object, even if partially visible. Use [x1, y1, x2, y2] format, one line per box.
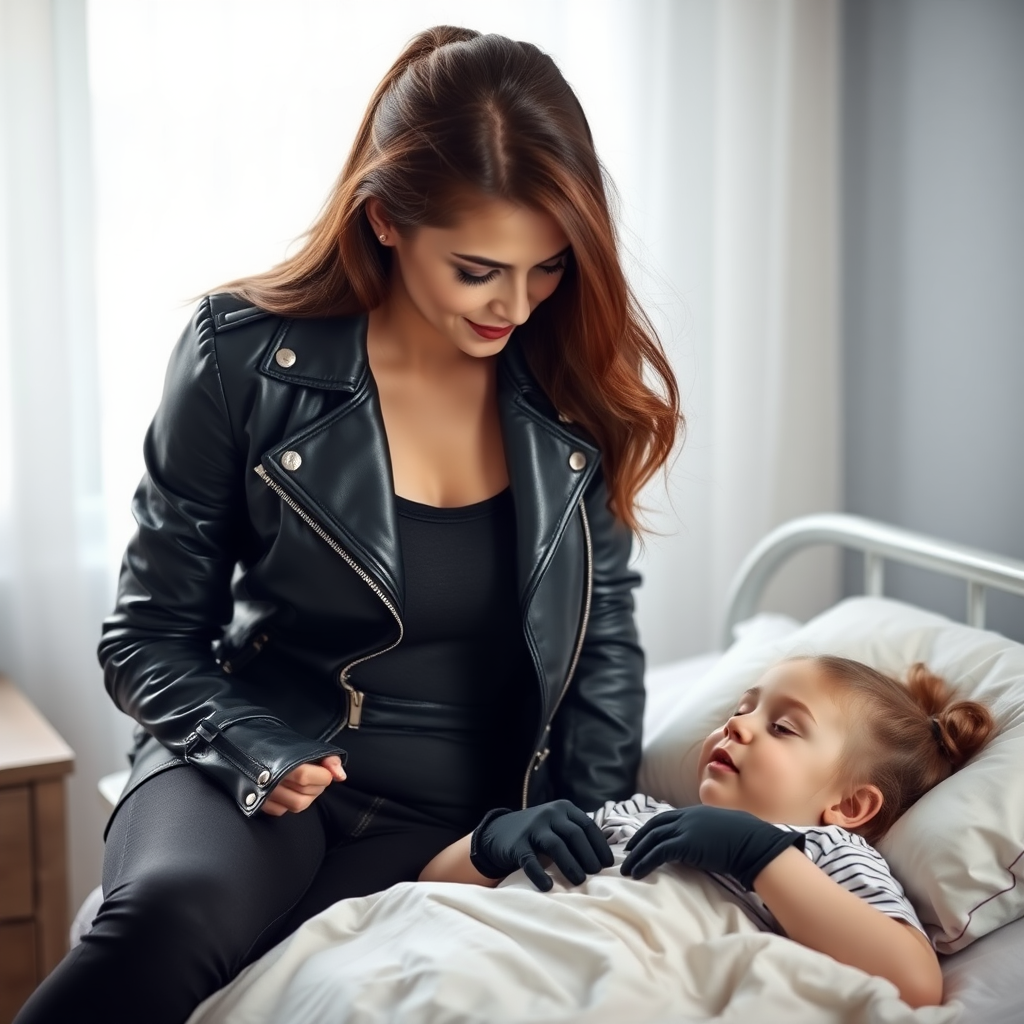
[710, 0, 841, 629]
[0, 0, 134, 913]
[632, 0, 840, 661]
[1, 0, 840, 911]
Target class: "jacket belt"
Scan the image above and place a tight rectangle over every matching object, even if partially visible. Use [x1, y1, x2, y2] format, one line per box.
[351, 690, 497, 737]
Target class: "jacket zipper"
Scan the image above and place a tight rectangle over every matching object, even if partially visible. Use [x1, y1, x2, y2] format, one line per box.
[255, 464, 403, 731]
[520, 499, 593, 808]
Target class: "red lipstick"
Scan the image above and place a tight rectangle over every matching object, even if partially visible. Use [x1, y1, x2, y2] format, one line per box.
[466, 319, 513, 340]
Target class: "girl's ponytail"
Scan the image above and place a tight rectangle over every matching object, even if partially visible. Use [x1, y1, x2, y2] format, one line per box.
[905, 663, 995, 770]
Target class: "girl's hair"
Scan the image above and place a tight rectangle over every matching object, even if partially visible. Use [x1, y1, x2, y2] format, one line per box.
[218, 26, 682, 532]
[812, 656, 995, 844]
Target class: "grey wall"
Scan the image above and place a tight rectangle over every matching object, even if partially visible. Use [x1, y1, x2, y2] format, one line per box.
[842, 0, 1024, 640]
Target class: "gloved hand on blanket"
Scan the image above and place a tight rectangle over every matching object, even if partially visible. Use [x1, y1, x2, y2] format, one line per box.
[470, 800, 615, 892]
[619, 806, 805, 891]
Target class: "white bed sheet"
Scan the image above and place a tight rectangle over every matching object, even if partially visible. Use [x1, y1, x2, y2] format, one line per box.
[940, 914, 1024, 1023]
[188, 848, 959, 1024]
[645, 641, 1024, 1024]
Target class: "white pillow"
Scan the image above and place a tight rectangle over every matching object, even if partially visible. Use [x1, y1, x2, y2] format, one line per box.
[638, 596, 1024, 953]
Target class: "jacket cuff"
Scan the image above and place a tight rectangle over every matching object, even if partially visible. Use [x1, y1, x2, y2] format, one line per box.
[184, 708, 347, 816]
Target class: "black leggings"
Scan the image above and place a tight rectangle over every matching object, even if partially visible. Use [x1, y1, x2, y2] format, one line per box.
[14, 766, 466, 1024]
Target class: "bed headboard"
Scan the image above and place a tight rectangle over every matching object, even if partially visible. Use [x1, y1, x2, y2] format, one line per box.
[722, 513, 1024, 647]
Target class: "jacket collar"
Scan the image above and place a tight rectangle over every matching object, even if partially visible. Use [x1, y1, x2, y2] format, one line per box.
[257, 312, 600, 614]
[258, 311, 367, 392]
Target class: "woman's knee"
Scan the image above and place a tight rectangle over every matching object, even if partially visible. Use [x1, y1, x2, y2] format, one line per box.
[102, 766, 325, 936]
[97, 860, 241, 957]
[17, 867, 242, 1024]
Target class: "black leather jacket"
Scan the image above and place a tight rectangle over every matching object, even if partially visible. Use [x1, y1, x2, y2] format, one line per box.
[98, 293, 645, 822]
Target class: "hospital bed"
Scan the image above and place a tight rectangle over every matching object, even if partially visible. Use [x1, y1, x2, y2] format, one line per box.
[641, 514, 1024, 1023]
[77, 514, 1024, 1023]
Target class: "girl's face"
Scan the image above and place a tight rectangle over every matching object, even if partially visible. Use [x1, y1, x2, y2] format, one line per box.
[377, 197, 570, 358]
[696, 660, 852, 826]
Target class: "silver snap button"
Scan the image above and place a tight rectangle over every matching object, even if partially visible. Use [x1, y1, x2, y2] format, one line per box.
[568, 451, 587, 471]
[257, 770, 271, 787]
[281, 450, 302, 471]
[244, 792, 257, 807]
[275, 347, 297, 368]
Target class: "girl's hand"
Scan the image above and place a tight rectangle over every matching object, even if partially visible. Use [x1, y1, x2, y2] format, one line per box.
[620, 806, 804, 890]
[262, 755, 347, 816]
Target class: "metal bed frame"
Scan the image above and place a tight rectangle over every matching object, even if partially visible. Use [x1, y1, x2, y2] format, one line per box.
[722, 513, 1024, 648]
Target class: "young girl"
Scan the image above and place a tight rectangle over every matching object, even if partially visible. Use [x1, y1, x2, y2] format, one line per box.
[420, 655, 994, 1009]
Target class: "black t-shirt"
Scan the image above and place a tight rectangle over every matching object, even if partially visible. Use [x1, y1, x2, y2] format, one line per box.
[341, 487, 538, 827]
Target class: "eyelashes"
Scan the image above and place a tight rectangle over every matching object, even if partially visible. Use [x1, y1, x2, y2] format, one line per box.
[455, 268, 498, 286]
[455, 262, 567, 286]
[728, 710, 796, 737]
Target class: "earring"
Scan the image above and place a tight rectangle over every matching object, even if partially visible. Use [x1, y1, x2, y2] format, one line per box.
[379, 233, 387, 243]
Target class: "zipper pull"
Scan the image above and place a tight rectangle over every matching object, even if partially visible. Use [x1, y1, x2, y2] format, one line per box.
[532, 723, 552, 770]
[339, 672, 364, 729]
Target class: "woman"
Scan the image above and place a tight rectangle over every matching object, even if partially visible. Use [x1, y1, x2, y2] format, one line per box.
[15, 25, 680, 1024]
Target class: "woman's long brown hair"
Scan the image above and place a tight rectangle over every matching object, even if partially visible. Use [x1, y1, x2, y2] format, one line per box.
[219, 26, 683, 531]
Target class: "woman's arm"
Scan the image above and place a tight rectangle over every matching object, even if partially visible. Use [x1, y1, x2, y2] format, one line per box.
[98, 298, 345, 817]
[620, 807, 942, 1008]
[418, 835, 499, 886]
[753, 847, 943, 1008]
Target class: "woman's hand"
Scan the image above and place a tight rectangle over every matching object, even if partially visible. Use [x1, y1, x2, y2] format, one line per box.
[620, 806, 804, 890]
[470, 800, 614, 891]
[261, 755, 346, 816]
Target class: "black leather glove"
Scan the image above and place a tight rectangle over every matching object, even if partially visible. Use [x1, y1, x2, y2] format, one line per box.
[620, 806, 806, 890]
[470, 800, 615, 892]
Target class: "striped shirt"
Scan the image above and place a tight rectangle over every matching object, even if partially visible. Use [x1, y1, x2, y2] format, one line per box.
[590, 794, 925, 937]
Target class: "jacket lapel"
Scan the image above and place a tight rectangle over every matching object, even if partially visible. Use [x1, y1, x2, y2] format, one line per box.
[257, 314, 405, 613]
[497, 340, 600, 605]
[255, 313, 600, 615]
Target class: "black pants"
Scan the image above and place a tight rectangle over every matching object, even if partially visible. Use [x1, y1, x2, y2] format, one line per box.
[14, 766, 466, 1024]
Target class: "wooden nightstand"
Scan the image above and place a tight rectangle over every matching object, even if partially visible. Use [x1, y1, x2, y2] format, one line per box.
[0, 677, 74, 1024]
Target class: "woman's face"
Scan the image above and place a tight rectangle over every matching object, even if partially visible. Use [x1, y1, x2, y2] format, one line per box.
[377, 197, 571, 359]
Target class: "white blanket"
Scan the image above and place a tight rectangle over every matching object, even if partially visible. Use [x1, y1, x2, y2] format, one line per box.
[187, 848, 961, 1024]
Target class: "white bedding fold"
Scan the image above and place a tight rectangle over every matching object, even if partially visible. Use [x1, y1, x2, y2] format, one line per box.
[187, 849, 960, 1024]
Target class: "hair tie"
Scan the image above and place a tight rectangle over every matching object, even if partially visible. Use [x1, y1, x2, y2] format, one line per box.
[930, 717, 950, 760]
